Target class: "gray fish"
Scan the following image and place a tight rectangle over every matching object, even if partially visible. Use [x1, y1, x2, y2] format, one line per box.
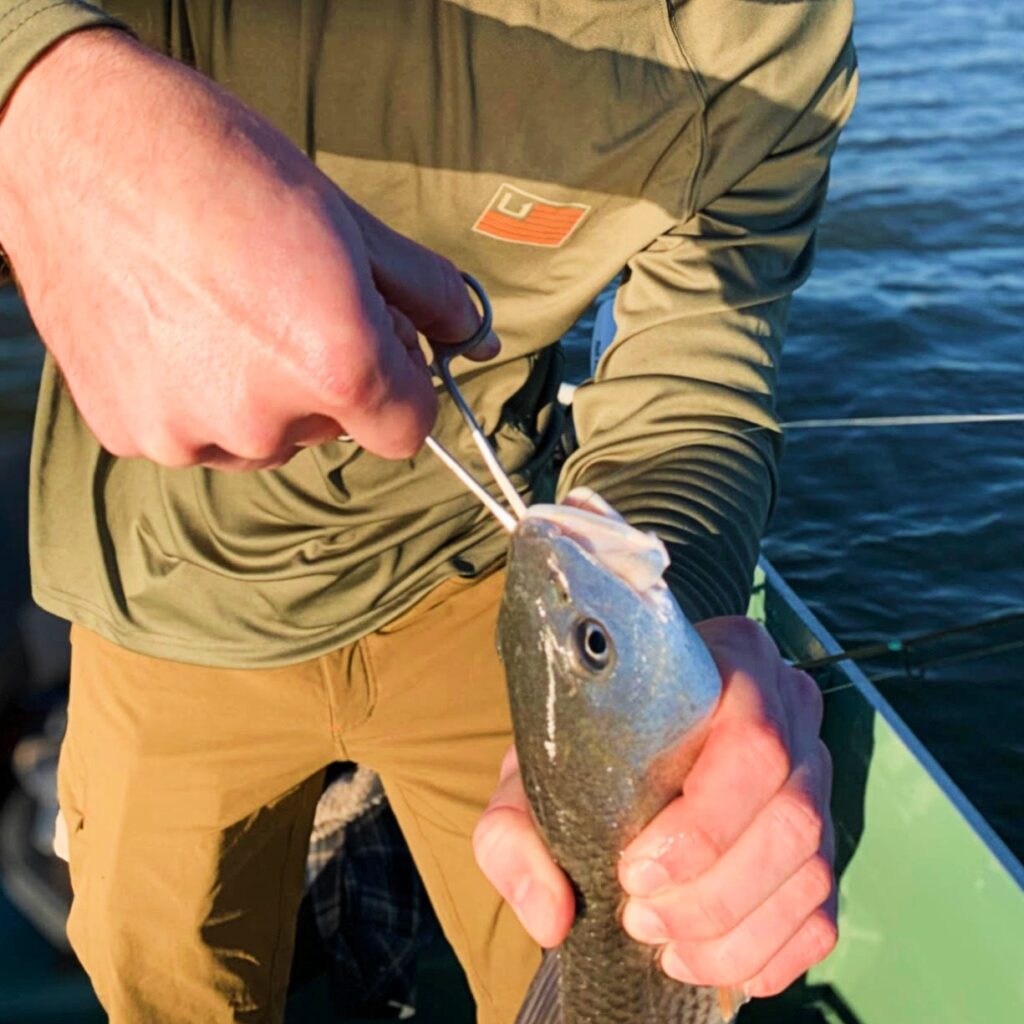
[498, 489, 743, 1024]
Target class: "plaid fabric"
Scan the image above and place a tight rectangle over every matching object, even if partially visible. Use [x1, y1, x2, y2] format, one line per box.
[305, 763, 438, 1016]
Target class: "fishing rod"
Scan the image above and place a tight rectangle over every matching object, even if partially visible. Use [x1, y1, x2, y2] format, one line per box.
[793, 610, 1024, 673]
[867, 638, 1024, 685]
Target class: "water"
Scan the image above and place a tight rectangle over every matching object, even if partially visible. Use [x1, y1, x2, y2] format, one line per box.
[763, 0, 1024, 855]
[1, 0, 1021, 863]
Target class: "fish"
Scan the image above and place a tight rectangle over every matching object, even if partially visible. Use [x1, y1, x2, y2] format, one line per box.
[497, 487, 743, 1024]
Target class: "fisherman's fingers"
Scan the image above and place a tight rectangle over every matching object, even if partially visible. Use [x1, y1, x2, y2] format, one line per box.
[658, 861, 838, 991]
[741, 890, 839, 998]
[473, 747, 575, 949]
[343, 197, 501, 359]
[619, 711, 793, 893]
[621, 746, 832, 947]
[620, 617, 807, 895]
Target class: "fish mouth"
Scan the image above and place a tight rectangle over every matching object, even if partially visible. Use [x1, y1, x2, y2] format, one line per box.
[521, 488, 670, 594]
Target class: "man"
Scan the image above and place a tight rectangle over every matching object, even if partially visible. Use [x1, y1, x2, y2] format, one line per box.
[0, 2, 857, 1022]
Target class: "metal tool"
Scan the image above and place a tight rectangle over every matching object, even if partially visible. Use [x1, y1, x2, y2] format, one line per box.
[423, 274, 528, 532]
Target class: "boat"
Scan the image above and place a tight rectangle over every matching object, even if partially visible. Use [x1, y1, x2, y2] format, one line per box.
[740, 559, 1024, 1024]
[2, 554, 1021, 1023]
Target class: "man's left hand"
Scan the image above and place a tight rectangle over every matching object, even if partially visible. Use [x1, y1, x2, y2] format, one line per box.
[473, 617, 837, 998]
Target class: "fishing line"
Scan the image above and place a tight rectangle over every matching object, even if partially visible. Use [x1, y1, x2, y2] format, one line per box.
[780, 412, 1024, 430]
[560, 378, 1024, 434]
[816, 680, 859, 696]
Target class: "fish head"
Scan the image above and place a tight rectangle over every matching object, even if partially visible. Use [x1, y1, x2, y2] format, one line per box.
[498, 488, 722, 837]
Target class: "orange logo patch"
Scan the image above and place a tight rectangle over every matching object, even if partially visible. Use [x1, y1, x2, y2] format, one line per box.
[473, 184, 590, 248]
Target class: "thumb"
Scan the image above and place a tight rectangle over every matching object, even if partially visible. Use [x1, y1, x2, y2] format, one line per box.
[344, 198, 500, 360]
[472, 747, 575, 948]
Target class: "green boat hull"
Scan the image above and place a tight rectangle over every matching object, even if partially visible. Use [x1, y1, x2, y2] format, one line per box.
[745, 559, 1024, 1024]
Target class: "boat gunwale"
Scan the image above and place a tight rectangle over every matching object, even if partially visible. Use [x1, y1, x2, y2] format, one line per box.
[758, 554, 1024, 889]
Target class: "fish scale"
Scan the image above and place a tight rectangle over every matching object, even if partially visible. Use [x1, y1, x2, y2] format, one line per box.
[498, 504, 731, 1024]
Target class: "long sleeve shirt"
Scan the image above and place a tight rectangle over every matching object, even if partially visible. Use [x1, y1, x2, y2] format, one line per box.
[0, 0, 856, 667]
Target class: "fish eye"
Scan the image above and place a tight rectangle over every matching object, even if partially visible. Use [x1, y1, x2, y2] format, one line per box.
[574, 618, 613, 672]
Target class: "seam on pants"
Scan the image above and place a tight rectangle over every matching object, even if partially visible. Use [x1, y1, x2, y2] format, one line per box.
[355, 636, 380, 724]
[383, 779, 503, 1023]
[317, 652, 349, 760]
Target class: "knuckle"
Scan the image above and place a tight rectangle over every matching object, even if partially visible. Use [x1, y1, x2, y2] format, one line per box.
[435, 258, 469, 315]
[736, 715, 792, 785]
[790, 668, 824, 721]
[710, 615, 765, 648]
[693, 885, 739, 938]
[311, 336, 386, 412]
[435, 256, 463, 302]
[771, 790, 824, 860]
[137, 426, 194, 468]
[804, 911, 839, 965]
[316, 358, 378, 411]
[678, 819, 725, 872]
[798, 854, 835, 909]
[817, 741, 834, 791]
[706, 945, 749, 987]
[684, 936, 751, 988]
[227, 418, 281, 462]
[471, 805, 517, 867]
[415, 257, 473, 342]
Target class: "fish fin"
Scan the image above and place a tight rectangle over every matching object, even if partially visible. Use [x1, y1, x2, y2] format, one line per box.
[516, 949, 561, 1024]
[717, 986, 751, 1021]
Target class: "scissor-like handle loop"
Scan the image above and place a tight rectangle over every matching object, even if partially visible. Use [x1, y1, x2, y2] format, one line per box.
[430, 273, 494, 369]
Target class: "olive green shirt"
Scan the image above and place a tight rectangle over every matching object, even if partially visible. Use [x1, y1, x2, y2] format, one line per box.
[1, 0, 856, 667]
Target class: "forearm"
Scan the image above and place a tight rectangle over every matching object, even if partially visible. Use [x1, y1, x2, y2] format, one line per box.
[0, 3, 125, 282]
[555, 341, 781, 621]
[0, 26, 148, 274]
[0, 26, 314, 305]
[558, 17, 857, 620]
[554, 236, 793, 622]
[558, 426, 774, 622]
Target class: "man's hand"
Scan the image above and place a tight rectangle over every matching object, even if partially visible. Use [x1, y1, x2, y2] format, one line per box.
[0, 29, 495, 469]
[473, 618, 837, 998]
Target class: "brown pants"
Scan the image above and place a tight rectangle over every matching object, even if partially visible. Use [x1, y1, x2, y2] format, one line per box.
[57, 570, 539, 1023]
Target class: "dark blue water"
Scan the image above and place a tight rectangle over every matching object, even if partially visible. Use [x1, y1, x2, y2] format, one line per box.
[763, 0, 1024, 854]
[1, 0, 1021, 859]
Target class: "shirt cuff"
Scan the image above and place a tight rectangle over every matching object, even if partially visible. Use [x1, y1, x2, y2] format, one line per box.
[0, 1, 125, 112]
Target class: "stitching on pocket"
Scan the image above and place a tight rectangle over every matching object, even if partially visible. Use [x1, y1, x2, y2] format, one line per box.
[355, 637, 379, 726]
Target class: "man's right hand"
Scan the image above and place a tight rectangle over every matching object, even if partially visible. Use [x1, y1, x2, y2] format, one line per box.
[0, 29, 495, 469]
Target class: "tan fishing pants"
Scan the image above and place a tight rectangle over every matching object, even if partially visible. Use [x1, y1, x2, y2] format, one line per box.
[57, 570, 539, 1024]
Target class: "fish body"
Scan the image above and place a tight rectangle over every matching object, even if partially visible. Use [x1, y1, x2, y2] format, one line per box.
[498, 491, 730, 1024]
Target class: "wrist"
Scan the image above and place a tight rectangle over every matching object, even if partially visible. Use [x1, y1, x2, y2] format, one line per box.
[0, 28, 143, 262]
